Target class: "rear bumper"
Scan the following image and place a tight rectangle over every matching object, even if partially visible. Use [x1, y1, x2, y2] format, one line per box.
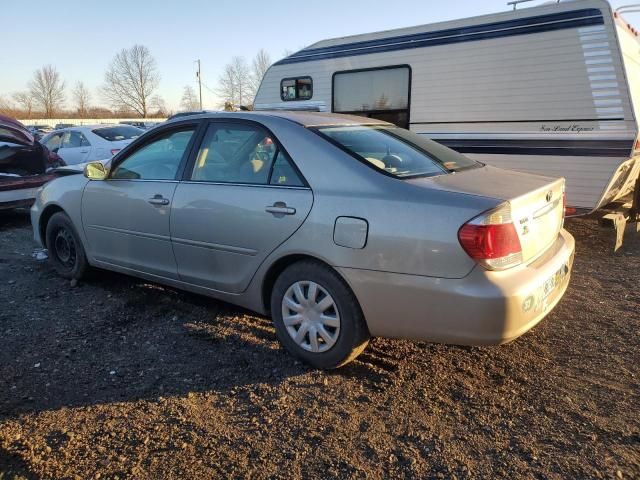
[339, 229, 575, 345]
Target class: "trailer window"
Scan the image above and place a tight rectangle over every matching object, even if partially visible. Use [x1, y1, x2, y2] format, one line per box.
[333, 66, 410, 129]
[281, 77, 313, 101]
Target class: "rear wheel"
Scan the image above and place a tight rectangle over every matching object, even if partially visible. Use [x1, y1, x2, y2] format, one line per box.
[45, 212, 88, 280]
[271, 260, 369, 368]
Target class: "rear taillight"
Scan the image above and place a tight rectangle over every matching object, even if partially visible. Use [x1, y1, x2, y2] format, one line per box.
[635, 138, 640, 152]
[458, 203, 523, 270]
[110, 149, 120, 156]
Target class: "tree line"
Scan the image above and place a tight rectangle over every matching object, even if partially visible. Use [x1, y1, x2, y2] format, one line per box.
[0, 45, 275, 120]
[1, 45, 166, 120]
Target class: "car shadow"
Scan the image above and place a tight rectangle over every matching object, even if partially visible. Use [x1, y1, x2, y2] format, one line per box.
[0, 208, 31, 231]
[0, 256, 403, 420]
[0, 445, 39, 480]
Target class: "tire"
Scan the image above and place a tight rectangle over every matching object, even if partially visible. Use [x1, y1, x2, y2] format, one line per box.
[271, 260, 370, 369]
[45, 211, 89, 280]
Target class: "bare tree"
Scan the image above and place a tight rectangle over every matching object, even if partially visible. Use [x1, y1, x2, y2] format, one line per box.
[29, 65, 65, 118]
[0, 95, 17, 117]
[72, 81, 91, 118]
[217, 56, 251, 108]
[247, 49, 272, 102]
[217, 65, 237, 109]
[180, 85, 200, 111]
[101, 45, 160, 118]
[149, 95, 167, 117]
[12, 91, 34, 119]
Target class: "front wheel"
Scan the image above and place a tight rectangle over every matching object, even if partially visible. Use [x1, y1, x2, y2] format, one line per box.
[45, 211, 89, 280]
[271, 260, 370, 368]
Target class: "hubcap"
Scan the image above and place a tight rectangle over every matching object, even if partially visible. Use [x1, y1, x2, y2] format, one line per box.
[54, 228, 76, 269]
[281, 281, 340, 353]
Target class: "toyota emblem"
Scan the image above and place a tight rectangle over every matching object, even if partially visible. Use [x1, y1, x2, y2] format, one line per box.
[546, 191, 553, 202]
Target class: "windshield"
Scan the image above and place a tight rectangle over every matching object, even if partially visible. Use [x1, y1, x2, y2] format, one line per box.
[92, 125, 143, 142]
[315, 125, 480, 178]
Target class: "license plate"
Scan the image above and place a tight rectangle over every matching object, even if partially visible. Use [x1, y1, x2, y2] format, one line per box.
[543, 264, 568, 298]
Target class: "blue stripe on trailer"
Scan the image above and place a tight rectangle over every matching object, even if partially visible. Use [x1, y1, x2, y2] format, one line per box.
[274, 8, 605, 66]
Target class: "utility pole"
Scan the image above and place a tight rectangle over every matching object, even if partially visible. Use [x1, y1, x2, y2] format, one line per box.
[196, 59, 203, 110]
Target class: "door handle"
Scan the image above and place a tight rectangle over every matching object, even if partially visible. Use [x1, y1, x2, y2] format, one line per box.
[148, 195, 170, 206]
[265, 202, 296, 215]
[80, 149, 89, 153]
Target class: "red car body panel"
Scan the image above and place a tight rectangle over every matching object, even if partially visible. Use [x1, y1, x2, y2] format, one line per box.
[0, 115, 64, 209]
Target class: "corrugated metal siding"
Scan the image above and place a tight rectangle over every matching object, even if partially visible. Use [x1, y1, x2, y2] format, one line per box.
[257, 23, 632, 124]
[409, 26, 631, 122]
[255, 0, 631, 123]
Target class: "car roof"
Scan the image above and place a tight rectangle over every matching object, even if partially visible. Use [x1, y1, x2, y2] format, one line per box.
[166, 111, 390, 128]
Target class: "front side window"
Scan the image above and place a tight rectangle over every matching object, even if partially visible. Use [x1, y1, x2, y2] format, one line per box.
[93, 125, 143, 142]
[281, 77, 313, 101]
[191, 123, 304, 186]
[110, 128, 196, 180]
[315, 125, 480, 178]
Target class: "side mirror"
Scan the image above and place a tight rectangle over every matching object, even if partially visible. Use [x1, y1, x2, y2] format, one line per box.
[84, 161, 108, 180]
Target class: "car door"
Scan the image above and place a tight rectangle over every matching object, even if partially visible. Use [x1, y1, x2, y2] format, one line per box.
[81, 123, 201, 279]
[57, 130, 91, 165]
[171, 120, 313, 293]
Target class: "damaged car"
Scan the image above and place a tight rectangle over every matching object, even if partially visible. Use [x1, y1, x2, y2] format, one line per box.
[0, 115, 65, 210]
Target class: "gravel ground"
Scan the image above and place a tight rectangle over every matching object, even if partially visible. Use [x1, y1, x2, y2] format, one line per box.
[0, 209, 638, 479]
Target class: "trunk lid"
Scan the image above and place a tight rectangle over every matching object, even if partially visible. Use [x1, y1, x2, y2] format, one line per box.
[409, 165, 565, 264]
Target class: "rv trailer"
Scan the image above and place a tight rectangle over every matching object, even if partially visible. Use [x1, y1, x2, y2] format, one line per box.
[254, 0, 640, 213]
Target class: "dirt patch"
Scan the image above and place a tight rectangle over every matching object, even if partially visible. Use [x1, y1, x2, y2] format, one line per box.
[0, 210, 638, 479]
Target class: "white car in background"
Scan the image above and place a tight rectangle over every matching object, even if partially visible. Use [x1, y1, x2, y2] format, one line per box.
[40, 125, 144, 165]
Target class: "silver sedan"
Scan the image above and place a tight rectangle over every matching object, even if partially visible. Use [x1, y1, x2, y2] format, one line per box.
[31, 112, 575, 368]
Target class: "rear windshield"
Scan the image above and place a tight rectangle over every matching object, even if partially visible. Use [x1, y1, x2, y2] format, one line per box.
[315, 125, 480, 178]
[92, 125, 143, 141]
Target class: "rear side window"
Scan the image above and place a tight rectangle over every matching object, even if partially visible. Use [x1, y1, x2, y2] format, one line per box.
[191, 123, 305, 186]
[92, 125, 143, 141]
[270, 150, 304, 187]
[281, 77, 313, 101]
